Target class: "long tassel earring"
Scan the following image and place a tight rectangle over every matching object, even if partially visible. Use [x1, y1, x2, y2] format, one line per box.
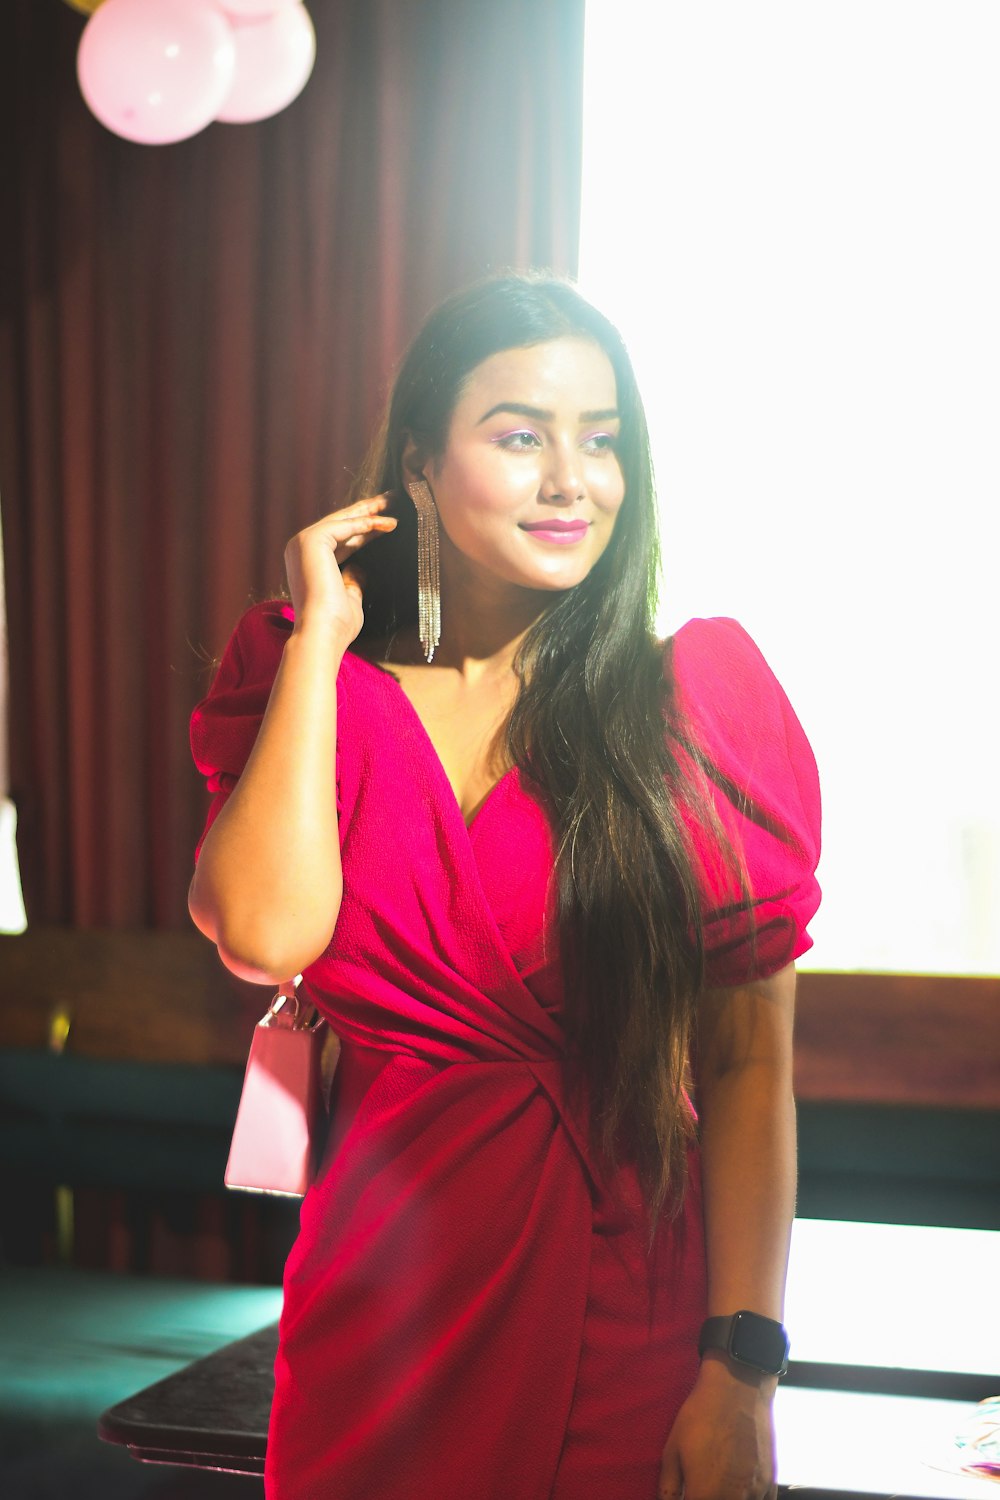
[407, 479, 441, 663]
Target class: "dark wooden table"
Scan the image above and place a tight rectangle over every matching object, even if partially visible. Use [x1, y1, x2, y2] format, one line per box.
[98, 1220, 1000, 1496]
[99, 1322, 276, 1477]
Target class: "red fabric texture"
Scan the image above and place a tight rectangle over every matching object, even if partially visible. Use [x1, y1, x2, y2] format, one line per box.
[190, 602, 821, 1500]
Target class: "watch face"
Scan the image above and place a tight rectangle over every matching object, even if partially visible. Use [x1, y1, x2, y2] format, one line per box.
[729, 1312, 789, 1373]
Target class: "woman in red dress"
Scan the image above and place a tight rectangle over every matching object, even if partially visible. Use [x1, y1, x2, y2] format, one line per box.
[189, 274, 821, 1500]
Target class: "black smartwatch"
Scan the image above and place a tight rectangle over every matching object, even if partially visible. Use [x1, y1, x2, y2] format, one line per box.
[698, 1311, 790, 1376]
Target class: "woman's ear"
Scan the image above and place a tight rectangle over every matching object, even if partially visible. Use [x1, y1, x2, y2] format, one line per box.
[400, 435, 429, 491]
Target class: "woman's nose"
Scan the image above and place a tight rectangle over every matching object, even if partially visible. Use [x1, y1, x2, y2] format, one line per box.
[540, 444, 585, 504]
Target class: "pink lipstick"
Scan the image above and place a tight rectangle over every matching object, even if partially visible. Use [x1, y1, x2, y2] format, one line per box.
[519, 520, 590, 544]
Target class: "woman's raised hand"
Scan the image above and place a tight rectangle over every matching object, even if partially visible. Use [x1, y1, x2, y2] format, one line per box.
[283, 494, 398, 643]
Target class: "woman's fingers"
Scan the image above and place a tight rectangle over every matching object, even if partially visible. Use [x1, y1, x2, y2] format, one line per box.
[332, 514, 397, 562]
[330, 492, 396, 525]
[283, 493, 399, 640]
[311, 494, 398, 561]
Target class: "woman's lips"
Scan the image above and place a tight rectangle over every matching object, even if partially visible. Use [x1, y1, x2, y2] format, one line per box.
[519, 521, 590, 544]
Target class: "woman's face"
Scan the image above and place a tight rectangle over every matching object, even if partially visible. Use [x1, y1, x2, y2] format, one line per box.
[417, 336, 626, 594]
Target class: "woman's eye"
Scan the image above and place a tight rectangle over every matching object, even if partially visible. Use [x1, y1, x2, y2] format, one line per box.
[582, 432, 619, 455]
[494, 429, 542, 452]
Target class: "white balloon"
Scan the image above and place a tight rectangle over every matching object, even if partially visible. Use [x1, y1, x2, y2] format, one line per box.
[77, 0, 236, 146]
[216, 5, 316, 125]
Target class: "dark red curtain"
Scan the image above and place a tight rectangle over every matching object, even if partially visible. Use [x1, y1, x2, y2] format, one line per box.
[0, 0, 585, 929]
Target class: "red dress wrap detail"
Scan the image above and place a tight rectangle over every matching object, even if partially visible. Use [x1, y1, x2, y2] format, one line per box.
[190, 602, 821, 1500]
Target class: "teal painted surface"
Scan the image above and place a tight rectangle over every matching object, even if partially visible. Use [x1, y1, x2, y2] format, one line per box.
[0, 1267, 281, 1492]
[0, 1267, 281, 1427]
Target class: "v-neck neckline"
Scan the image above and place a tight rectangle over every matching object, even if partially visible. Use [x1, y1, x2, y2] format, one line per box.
[345, 650, 517, 835]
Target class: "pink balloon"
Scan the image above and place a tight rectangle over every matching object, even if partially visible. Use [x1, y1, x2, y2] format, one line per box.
[216, 5, 315, 125]
[218, 0, 300, 14]
[77, 0, 236, 145]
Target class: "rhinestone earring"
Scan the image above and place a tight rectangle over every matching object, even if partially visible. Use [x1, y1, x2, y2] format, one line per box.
[407, 479, 441, 663]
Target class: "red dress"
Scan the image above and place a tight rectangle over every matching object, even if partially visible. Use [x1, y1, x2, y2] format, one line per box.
[191, 603, 821, 1500]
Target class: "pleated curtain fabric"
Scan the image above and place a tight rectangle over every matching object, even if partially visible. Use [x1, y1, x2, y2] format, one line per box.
[0, 0, 585, 928]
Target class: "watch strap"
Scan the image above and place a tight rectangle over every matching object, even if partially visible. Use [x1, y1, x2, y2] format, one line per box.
[698, 1311, 790, 1376]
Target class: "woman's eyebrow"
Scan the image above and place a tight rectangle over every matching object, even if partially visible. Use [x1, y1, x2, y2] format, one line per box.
[476, 402, 620, 424]
[477, 402, 553, 424]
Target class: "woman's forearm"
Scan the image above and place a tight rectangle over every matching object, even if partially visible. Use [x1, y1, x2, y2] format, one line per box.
[695, 962, 798, 1333]
[188, 623, 349, 984]
[655, 964, 799, 1500]
[697, 1059, 797, 1324]
[658, 1015, 796, 1498]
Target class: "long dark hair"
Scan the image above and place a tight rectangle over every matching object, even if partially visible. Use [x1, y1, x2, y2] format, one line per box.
[348, 272, 750, 1250]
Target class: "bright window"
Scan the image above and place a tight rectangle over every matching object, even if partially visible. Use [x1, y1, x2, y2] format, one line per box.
[580, 2, 1000, 973]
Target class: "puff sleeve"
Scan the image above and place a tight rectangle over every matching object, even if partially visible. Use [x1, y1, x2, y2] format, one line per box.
[666, 617, 822, 988]
[190, 599, 301, 862]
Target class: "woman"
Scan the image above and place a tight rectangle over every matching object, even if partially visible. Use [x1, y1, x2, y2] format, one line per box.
[189, 273, 821, 1500]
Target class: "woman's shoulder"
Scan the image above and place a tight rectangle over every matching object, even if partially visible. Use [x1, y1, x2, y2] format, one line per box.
[206, 597, 294, 683]
[227, 596, 295, 648]
[658, 617, 822, 980]
[193, 600, 294, 749]
[658, 615, 790, 724]
[660, 615, 768, 679]
[657, 615, 818, 808]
